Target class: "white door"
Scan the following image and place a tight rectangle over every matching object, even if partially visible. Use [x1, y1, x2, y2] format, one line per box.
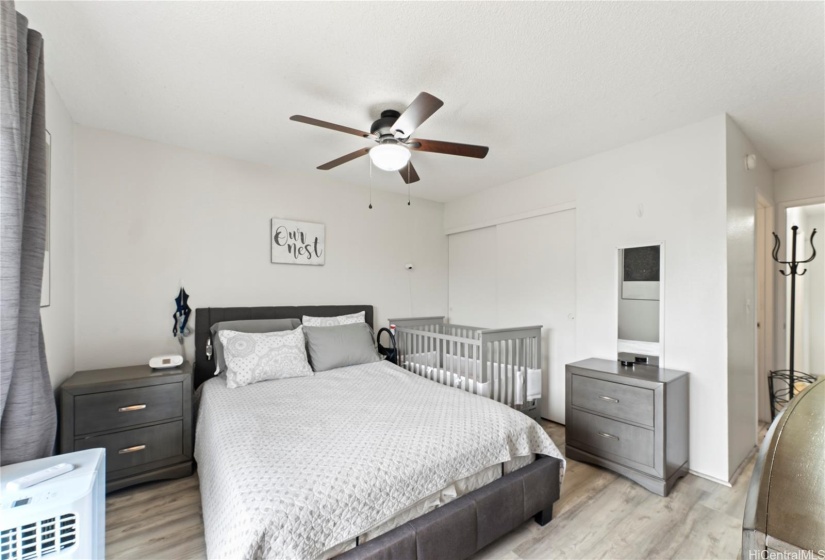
[447, 210, 577, 423]
[496, 210, 576, 423]
[448, 227, 497, 327]
[755, 204, 772, 423]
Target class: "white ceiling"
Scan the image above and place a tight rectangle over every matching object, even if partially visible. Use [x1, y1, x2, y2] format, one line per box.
[18, 1, 825, 202]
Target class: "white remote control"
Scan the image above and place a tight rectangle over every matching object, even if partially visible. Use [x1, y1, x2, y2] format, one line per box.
[6, 462, 75, 491]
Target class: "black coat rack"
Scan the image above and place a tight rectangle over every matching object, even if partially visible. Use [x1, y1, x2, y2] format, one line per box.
[769, 225, 818, 419]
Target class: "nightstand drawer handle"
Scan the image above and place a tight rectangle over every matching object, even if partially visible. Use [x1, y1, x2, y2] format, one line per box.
[118, 444, 146, 454]
[598, 395, 619, 403]
[597, 431, 619, 441]
[118, 404, 147, 412]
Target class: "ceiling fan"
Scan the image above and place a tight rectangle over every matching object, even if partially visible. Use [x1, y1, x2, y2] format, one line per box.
[290, 92, 489, 184]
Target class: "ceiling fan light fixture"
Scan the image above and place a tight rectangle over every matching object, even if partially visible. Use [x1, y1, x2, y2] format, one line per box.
[369, 142, 411, 172]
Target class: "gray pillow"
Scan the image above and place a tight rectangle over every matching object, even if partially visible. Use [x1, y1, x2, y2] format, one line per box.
[211, 318, 301, 375]
[303, 323, 381, 372]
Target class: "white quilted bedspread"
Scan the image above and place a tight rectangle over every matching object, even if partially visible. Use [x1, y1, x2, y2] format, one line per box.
[194, 360, 564, 560]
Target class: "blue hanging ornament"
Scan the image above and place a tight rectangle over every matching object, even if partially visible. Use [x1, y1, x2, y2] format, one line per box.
[173, 287, 192, 338]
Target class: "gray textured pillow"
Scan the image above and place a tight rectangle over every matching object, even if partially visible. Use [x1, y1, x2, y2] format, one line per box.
[303, 322, 381, 372]
[302, 311, 365, 327]
[211, 318, 301, 375]
[219, 327, 313, 389]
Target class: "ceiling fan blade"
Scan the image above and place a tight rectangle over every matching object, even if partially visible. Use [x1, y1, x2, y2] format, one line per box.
[399, 161, 420, 184]
[290, 115, 374, 139]
[391, 92, 444, 138]
[317, 147, 370, 170]
[408, 138, 489, 159]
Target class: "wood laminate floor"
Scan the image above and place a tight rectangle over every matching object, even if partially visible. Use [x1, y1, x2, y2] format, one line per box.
[106, 422, 760, 559]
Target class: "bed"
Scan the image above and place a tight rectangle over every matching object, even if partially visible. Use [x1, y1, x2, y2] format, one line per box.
[193, 305, 564, 560]
[391, 316, 543, 419]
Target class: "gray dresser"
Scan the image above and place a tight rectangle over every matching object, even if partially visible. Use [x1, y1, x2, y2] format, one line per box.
[59, 363, 193, 492]
[565, 358, 689, 496]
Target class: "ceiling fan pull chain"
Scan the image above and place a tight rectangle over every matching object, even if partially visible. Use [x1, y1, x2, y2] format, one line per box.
[407, 162, 411, 206]
[369, 156, 373, 210]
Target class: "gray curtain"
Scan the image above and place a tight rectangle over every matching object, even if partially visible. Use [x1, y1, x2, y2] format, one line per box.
[1, 1, 56, 465]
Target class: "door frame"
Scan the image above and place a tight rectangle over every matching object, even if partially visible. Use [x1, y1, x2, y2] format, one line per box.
[755, 194, 774, 426]
[773, 195, 825, 380]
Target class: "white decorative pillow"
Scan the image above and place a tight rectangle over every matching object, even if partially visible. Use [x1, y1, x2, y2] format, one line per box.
[302, 311, 365, 327]
[218, 326, 313, 389]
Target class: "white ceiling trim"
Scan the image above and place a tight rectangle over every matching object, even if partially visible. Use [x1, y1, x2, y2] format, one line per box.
[445, 201, 577, 236]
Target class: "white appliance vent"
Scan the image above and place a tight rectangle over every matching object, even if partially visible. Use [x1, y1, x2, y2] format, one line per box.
[0, 513, 77, 560]
[1, 449, 104, 560]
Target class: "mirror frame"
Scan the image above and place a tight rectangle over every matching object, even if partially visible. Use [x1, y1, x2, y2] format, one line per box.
[616, 242, 665, 367]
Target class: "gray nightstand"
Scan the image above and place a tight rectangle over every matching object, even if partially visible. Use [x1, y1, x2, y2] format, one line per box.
[59, 362, 193, 492]
[565, 358, 689, 496]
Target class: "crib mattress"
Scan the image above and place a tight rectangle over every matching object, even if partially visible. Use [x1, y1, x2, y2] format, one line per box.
[405, 351, 542, 402]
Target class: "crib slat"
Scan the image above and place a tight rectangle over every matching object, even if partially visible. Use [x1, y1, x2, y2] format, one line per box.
[490, 341, 495, 401]
[494, 340, 499, 404]
[513, 338, 527, 405]
[451, 338, 456, 387]
[493, 341, 500, 404]
[502, 340, 508, 405]
[454, 338, 458, 387]
[413, 331, 418, 376]
[514, 337, 520, 406]
[504, 340, 508, 404]
[502, 340, 513, 406]
[508, 339, 514, 406]
[426, 329, 431, 379]
[471, 341, 476, 393]
[401, 331, 406, 371]
[520, 338, 525, 402]
[519, 337, 525, 406]
[404, 331, 410, 373]
[476, 341, 480, 396]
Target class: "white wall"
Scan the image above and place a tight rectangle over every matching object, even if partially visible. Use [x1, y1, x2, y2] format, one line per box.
[724, 116, 773, 479]
[446, 116, 735, 481]
[40, 77, 75, 388]
[798, 206, 824, 375]
[73, 127, 448, 370]
[774, 160, 825, 204]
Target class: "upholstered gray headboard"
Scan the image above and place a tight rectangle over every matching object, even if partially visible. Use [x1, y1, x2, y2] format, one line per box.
[193, 305, 374, 389]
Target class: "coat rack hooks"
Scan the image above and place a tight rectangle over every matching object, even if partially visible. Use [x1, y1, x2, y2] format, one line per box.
[768, 225, 818, 418]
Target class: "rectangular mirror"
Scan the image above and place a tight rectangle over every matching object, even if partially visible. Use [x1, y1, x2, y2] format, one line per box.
[617, 243, 664, 366]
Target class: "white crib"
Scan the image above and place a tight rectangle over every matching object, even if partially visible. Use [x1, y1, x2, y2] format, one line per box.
[389, 317, 542, 419]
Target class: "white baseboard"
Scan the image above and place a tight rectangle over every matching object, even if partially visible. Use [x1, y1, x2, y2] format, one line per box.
[688, 469, 733, 487]
[728, 445, 758, 486]
[688, 444, 757, 487]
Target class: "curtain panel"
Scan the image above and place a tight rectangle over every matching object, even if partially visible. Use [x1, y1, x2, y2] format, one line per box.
[0, 1, 56, 465]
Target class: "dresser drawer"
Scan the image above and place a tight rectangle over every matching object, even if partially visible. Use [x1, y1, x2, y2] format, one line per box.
[74, 383, 183, 435]
[75, 421, 184, 473]
[571, 374, 654, 427]
[567, 408, 655, 471]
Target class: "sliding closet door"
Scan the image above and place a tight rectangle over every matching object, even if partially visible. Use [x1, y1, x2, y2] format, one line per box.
[448, 227, 497, 327]
[496, 210, 576, 423]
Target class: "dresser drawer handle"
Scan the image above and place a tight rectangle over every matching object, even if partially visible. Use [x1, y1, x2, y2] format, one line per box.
[597, 431, 619, 441]
[118, 444, 146, 454]
[598, 395, 619, 403]
[118, 404, 147, 412]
